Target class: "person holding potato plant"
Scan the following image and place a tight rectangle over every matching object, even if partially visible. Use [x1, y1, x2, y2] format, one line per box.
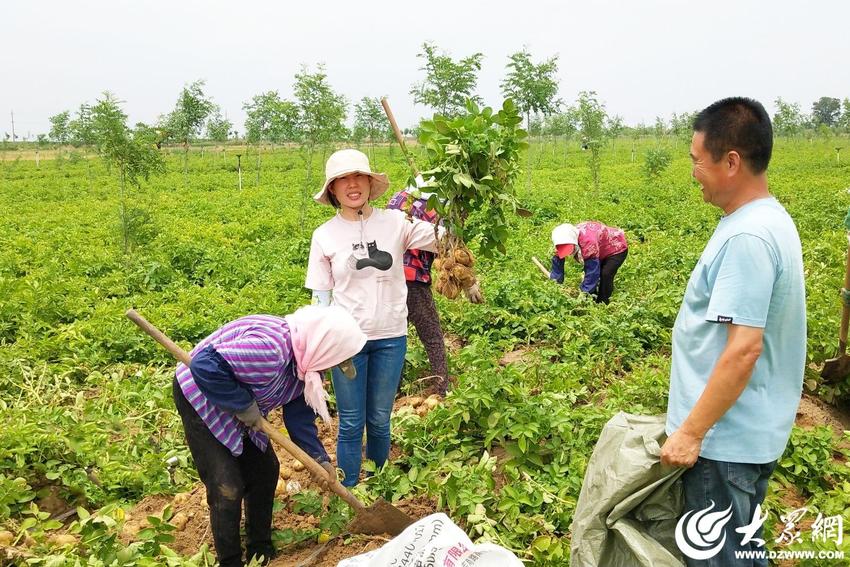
[306, 149, 440, 487]
[385, 185, 452, 396]
[173, 305, 366, 567]
[549, 221, 628, 304]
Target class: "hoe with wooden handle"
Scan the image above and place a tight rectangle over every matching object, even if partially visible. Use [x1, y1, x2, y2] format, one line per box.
[125, 309, 415, 536]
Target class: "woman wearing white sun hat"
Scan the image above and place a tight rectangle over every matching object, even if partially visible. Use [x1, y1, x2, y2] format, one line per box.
[305, 148, 440, 487]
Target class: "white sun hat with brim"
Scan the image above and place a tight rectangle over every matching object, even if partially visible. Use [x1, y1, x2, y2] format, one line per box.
[313, 149, 390, 206]
[551, 223, 579, 246]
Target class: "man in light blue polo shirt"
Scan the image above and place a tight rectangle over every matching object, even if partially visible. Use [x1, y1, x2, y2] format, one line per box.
[660, 97, 806, 567]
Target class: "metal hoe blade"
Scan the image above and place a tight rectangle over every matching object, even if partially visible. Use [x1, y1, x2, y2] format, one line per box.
[347, 498, 414, 536]
[821, 354, 850, 382]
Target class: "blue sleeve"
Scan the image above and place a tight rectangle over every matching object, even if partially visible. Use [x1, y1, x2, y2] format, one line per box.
[190, 345, 255, 412]
[580, 258, 601, 293]
[550, 255, 565, 284]
[705, 234, 777, 327]
[282, 394, 330, 463]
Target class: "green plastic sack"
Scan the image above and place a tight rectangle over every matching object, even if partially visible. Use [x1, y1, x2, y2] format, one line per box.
[570, 413, 685, 567]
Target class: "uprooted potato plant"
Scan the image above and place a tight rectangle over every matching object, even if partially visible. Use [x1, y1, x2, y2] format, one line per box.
[417, 98, 527, 300]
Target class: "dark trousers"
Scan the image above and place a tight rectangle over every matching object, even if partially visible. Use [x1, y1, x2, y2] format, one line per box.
[597, 250, 628, 304]
[406, 281, 449, 393]
[681, 457, 777, 567]
[173, 380, 279, 567]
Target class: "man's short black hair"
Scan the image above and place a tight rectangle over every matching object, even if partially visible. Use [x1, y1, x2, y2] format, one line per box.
[693, 97, 773, 174]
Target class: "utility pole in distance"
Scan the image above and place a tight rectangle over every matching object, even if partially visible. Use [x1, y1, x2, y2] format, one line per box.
[10, 110, 16, 141]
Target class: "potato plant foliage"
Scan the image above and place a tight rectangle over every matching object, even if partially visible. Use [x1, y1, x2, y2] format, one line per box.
[1, 137, 849, 564]
[419, 98, 527, 257]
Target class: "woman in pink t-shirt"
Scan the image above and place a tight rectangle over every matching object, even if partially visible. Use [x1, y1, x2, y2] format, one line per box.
[305, 149, 439, 487]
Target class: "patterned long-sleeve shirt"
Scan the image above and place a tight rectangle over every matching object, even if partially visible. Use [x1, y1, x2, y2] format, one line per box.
[386, 190, 439, 284]
[175, 315, 304, 456]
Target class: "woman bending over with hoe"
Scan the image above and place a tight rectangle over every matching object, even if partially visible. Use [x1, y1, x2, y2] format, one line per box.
[306, 149, 440, 487]
[173, 305, 366, 567]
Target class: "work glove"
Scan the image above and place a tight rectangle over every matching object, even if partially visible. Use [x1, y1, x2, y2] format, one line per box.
[311, 460, 338, 491]
[464, 280, 484, 304]
[235, 401, 263, 431]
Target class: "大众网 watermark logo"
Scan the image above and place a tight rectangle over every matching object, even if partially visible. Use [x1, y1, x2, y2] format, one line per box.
[674, 500, 734, 560]
[675, 502, 845, 561]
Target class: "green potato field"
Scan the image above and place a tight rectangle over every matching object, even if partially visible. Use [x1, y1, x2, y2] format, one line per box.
[1, 137, 850, 565]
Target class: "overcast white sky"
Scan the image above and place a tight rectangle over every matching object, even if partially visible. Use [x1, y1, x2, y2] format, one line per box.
[3, 0, 849, 139]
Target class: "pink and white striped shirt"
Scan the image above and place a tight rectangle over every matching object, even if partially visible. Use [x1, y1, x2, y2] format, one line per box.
[175, 315, 302, 456]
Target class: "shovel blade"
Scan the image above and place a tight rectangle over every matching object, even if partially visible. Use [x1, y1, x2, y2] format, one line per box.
[821, 355, 850, 382]
[347, 498, 415, 536]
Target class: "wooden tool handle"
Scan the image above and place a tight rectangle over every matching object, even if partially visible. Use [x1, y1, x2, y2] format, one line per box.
[380, 97, 419, 176]
[532, 256, 550, 278]
[258, 420, 364, 510]
[839, 241, 850, 354]
[126, 309, 192, 366]
[124, 309, 364, 510]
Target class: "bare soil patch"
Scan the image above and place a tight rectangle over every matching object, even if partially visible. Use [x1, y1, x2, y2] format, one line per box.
[795, 393, 850, 434]
[499, 346, 531, 366]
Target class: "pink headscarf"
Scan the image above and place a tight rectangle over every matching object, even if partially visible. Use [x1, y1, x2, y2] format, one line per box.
[285, 305, 366, 423]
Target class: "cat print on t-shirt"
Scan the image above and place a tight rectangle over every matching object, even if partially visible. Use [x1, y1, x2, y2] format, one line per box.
[346, 240, 393, 271]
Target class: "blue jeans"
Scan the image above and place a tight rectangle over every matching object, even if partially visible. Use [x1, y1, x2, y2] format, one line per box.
[681, 457, 777, 567]
[331, 336, 407, 487]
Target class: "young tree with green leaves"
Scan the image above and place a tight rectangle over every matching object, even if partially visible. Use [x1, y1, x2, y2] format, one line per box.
[293, 65, 347, 219]
[353, 97, 387, 164]
[133, 122, 168, 149]
[811, 97, 841, 127]
[527, 115, 544, 137]
[605, 115, 625, 149]
[48, 111, 71, 143]
[242, 90, 299, 183]
[69, 103, 96, 147]
[643, 147, 673, 182]
[500, 49, 561, 132]
[653, 116, 667, 138]
[543, 110, 578, 164]
[166, 80, 217, 177]
[669, 112, 696, 143]
[206, 112, 232, 143]
[410, 43, 483, 116]
[242, 91, 299, 145]
[90, 92, 164, 254]
[774, 98, 805, 137]
[837, 98, 850, 132]
[576, 91, 608, 190]
[543, 112, 577, 138]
